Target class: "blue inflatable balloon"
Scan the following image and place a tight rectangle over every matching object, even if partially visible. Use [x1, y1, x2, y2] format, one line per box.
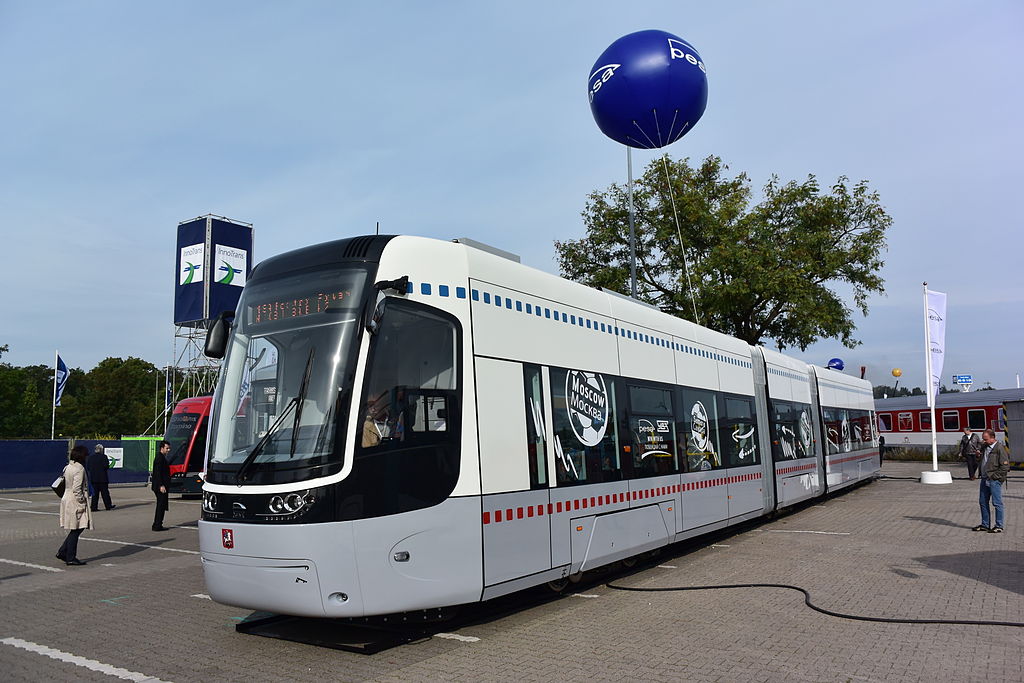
[589, 30, 708, 149]
[827, 358, 845, 371]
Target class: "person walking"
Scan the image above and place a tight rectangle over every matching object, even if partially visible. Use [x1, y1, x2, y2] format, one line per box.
[152, 440, 171, 531]
[87, 444, 116, 511]
[57, 445, 93, 566]
[972, 429, 1010, 533]
[958, 427, 982, 480]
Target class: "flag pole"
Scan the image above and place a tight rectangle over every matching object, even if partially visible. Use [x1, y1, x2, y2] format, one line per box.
[51, 349, 58, 440]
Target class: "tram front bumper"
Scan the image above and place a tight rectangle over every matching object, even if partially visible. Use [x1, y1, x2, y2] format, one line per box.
[198, 520, 364, 618]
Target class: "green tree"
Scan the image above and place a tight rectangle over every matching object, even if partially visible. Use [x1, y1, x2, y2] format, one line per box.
[0, 363, 52, 438]
[555, 155, 891, 350]
[62, 357, 161, 437]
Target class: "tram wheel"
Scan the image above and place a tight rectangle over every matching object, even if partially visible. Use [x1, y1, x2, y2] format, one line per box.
[546, 577, 569, 593]
[621, 556, 638, 568]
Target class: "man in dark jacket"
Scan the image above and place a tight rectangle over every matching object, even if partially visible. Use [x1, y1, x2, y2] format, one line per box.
[958, 427, 982, 480]
[972, 429, 1010, 533]
[86, 444, 116, 511]
[151, 441, 172, 531]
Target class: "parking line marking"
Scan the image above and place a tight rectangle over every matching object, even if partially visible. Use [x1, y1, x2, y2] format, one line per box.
[0, 637, 169, 682]
[82, 538, 200, 555]
[435, 632, 480, 642]
[711, 544, 731, 548]
[571, 593, 600, 598]
[767, 530, 850, 535]
[192, 594, 212, 600]
[657, 565, 678, 569]
[0, 497, 33, 503]
[2, 509, 58, 516]
[0, 558, 63, 573]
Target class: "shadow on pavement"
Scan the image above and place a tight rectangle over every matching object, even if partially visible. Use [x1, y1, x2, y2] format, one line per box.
[904, 515, 962, 528]
[914, 550, 1024, 596]
[84, 537, 178, 561]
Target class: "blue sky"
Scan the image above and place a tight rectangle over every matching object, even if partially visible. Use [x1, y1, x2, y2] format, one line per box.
[1, 1, 1021, 391]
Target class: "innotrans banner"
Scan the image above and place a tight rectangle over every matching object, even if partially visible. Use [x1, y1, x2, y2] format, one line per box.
[174, 216, 253, 325]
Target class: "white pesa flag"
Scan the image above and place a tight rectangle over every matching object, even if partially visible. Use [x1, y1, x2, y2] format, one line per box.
[926, 289, 947, 406]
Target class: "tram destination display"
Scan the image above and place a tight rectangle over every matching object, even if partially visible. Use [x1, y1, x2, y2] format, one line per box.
[247, 288, 355, 326]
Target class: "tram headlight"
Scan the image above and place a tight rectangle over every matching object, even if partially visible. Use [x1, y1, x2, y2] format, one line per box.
[202, 492, 218, 512]
[266, 489, 316, 516]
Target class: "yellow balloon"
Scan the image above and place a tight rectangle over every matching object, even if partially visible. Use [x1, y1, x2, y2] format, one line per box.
[892, 368, 903, 378]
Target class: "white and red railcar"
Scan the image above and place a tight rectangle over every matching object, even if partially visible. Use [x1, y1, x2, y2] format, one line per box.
[874, 388, 1023, 450]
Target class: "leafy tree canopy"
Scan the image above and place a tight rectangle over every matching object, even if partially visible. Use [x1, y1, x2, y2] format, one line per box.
[555, 155, 891, 351]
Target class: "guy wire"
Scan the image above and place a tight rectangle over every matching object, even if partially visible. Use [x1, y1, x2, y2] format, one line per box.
[660, 153, 700, 325]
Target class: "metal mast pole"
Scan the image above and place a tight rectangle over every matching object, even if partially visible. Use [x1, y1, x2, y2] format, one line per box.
[627, 146, 637, 298]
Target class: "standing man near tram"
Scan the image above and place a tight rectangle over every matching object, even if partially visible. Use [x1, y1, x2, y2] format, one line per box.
[972, 429, 1010, 533]
[151, 440, 171, 532]
[959, 427, 982, 480]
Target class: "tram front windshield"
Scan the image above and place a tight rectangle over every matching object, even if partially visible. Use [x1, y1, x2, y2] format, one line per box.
[205, 265, 368, 486]
[164, 412, 200, 467]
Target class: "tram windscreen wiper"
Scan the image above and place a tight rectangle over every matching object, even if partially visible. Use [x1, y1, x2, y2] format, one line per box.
[233, 398, 298, 485]
[289, 348, 316, 459]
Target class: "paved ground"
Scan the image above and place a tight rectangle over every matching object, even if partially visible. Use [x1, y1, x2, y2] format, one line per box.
[1, 461, 1021, 682]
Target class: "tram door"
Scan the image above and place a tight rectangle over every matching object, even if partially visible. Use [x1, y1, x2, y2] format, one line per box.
[477, 358, 553, 586]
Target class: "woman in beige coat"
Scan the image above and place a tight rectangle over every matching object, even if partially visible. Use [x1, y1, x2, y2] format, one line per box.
[57, 445, 93, 565]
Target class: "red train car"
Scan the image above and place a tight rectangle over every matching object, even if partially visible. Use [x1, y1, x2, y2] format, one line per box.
[162, 396, 212, 495]
[874, 388, 1023, 455]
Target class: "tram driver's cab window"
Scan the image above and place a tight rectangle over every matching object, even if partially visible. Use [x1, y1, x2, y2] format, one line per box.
[349, 300, 461, 519]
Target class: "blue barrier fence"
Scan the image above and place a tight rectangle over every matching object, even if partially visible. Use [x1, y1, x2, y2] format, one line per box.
[0, 439, 153, 489]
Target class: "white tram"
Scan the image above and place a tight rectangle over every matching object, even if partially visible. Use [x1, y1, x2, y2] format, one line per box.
[198, 235, 878, 618]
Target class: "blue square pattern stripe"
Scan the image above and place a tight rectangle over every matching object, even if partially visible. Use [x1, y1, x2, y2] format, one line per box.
[454, 286, 763, 370]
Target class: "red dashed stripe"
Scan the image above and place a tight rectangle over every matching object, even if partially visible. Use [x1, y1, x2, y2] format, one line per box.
[481, 472, 764, 525]
[777, 462, 817, 475]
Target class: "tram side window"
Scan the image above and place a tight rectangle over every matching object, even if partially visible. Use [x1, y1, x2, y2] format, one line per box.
[838, 409, 852, 453]
[189, 419, 209, 472]
[718, 395, 759, 467]
[919, 411, 931, 432]
[851, 410, 871, 448]
[770, 400, 812, 461]
[770, 400, 795, 461]
[942, 410, 960, 431]
[627, 383, 678, 478]
[349, 301, 460, 519]
[550, 368, 620, 486]
[967, 409, 986, 431]
[877, 413, 893, 432]
[898, 412, 913, 431]
[680, 387, 722, 471]
[523, 365, 547, 489]
[822, 407, 841, 455]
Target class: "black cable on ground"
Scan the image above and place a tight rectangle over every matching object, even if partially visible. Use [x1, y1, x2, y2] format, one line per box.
[605, 581, 1024, 628]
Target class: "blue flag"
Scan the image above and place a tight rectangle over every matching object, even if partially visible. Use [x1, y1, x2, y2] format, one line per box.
[55, 355, 69, 407]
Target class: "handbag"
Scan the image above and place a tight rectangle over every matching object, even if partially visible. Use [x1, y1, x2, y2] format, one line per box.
[51, 473, 66, 498]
